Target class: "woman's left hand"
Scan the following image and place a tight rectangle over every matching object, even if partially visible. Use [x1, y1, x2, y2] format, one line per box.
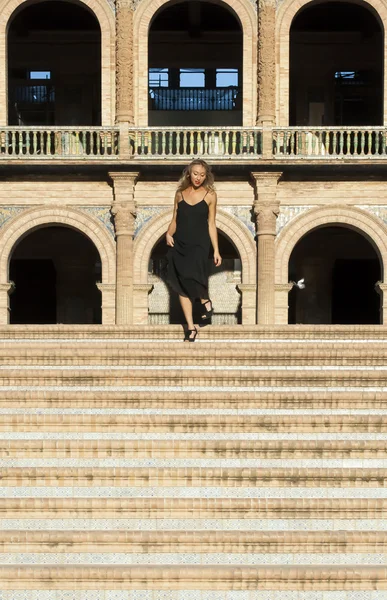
[214, 252, 222, 267]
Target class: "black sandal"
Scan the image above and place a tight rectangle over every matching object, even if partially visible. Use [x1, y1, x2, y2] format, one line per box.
[201, 299, 214, 320]
[184, 327, 198, 342]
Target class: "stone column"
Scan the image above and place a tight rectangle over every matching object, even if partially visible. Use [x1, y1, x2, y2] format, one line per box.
[257, 0, 276, 157]
[96, 283, 116, 325]
[375, 282, 387, 324]
[236, 283, 257, 325]
[133, 283, 154, 324]
[0, 282, 14, 324]
[252, 171, 282, 324]
[115, 0, 135, 157]
[274, 282, 294, 324]
[109, 171, 139, 324]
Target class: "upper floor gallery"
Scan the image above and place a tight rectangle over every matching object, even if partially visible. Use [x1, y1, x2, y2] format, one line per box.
[1, 0, 387, 162]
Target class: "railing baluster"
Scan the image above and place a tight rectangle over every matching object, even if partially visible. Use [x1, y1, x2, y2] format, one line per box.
[360, 130, 365, 156]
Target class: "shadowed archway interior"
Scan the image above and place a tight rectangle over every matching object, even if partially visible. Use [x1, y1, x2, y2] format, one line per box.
[289, 1, 384, 126]
[9, 225, 102, 324]
[288, 225, 382, 324]
[8, 0, 101, 125]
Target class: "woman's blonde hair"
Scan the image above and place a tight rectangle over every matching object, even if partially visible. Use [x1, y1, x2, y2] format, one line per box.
[177, 159, 215, 193]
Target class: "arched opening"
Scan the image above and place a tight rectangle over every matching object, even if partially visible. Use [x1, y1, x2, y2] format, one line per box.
[288, 225, 382, 324]
[148, 1, 243, 126]
[9, 226, 102, 324]
[8, 0, 101, 125]
[148, 230, 242, 324]
[289, 1, 383, 126]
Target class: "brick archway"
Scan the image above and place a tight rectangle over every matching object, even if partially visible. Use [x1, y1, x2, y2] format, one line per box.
[274, 204, 387, 323]
[0, 0, 115, 125]
[0, 206, 116, 324]
[133, 208, 256, 323]
[276, 0, 387, 125]
[134, 0, 257, 126]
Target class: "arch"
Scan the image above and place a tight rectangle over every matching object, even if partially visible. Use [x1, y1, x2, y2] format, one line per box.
[134, 0, 257, 126]
[133, 207, 256, 285]
[0, 206, 116, 285]
[275, 204, 387, 284]
[0, 0, 115, 125]
[276, 0, 387, 125]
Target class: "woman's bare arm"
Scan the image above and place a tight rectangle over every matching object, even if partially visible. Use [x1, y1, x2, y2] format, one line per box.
[207, 192, 222, 266]
[166, 192, 180, 247]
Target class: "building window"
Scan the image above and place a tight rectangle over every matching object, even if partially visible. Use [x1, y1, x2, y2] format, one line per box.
[216, 68, 238, 87]
[149, 68, 169, 87]
[179, 69, 205, 88]
[29, 71, 51, 80]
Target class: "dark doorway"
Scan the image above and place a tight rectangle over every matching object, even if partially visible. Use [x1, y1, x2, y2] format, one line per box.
[148, 1, 242, 126]
[10, 259, 57, 324]
[8, 1, 101, 125]
[332, 258, 380, 324]
[9, 226, 102, 324]
[288, 225, 382, 324]
[290, 2, 383, 126]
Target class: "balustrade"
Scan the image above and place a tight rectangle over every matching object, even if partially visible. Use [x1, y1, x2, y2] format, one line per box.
[149, 87, 240, 111]
[130, 128, 262, 158]
[273, 127, 387, 158]
[1, 125, 387, 161]
[0, 127, 119, 158]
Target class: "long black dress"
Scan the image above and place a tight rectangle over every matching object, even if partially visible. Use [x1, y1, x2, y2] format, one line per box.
[167, 193, 210, 300]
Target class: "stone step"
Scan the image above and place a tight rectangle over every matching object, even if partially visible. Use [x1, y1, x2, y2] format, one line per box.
[0, 343, 386, 366]
[1, 497, 385, 519]
[0, 413, 385, 432]
[0, 390, 385, 409]
[0, 366, 385, 388]
[0, 565, 386, 591]
[1, 439, 386, 458]
[0, 466, 385, 486]
[1, 324, 387, 340]
[1, 530, 386, 553]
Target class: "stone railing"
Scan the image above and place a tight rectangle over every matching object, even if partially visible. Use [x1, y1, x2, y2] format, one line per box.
[0, 127, 119, 158]
[273, 127, 387, 159]
[130, 127, 262, 158]
[2, 125, 387, 161]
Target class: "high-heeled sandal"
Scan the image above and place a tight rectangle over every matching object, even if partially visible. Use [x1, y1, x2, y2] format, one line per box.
[201, 299, 213, 320]
[184, 327, 198, 342]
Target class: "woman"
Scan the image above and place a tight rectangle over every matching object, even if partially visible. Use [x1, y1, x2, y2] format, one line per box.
[166, 159, 222, 341]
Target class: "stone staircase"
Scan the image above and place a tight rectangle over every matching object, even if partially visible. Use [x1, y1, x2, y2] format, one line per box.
[0, 324, 386, 600]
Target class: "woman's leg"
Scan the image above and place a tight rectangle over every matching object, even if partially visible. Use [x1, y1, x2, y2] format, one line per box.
[200, 298, 212, 318]
[179, 295, 195, 335]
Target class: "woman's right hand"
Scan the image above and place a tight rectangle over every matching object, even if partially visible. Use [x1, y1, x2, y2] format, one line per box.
[166, 232, 174, 247]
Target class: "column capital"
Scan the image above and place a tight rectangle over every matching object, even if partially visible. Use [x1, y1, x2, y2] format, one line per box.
[275, 282, 294, 293]
[251, 171, 282, 235]
[0, 282, 15, 294]
[115, 0, 135, 7]
[254, 202, 280, 236]
[251, 171, 282, 187]
[109, 171, 140, 236]
[109, 171, 140, 187]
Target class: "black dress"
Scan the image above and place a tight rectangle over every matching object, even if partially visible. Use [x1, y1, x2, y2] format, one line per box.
[167, 193, 210, 300]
